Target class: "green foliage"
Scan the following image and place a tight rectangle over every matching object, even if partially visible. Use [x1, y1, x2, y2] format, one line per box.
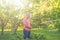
[0, 30, 60, 40]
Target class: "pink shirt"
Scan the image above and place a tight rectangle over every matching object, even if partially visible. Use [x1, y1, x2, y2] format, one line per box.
[23, 17, 31, 31]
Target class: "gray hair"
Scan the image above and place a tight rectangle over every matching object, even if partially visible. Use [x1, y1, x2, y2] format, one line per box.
[25, 11, 30, 18]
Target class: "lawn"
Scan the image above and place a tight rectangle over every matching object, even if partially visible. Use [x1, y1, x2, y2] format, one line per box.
[0, 30, 60, 40]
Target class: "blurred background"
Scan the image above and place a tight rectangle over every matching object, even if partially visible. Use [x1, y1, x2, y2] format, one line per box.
[0, 0, 60, 40]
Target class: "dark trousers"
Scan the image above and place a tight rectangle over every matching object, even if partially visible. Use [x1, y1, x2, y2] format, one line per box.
[23, 30, 30, 39]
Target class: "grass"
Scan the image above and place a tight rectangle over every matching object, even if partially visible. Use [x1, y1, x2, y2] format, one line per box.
[0, 30, 60, 40]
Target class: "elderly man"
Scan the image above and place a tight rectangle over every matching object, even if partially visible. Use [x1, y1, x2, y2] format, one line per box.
[23, 11, 31, 40]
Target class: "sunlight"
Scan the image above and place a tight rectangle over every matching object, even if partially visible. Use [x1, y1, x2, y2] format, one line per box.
[0, 0, 33, 11]
[6, 0, 24, 9]
[29, 3, 33, 8]
[15, 15, 18, 18]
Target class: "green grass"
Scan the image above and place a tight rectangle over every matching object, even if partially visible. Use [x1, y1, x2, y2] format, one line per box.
[0, 30, 60, 40]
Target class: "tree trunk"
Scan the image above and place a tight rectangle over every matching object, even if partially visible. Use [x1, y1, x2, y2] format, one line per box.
[14, 22, 20, 34]
[1, 20, 5, 35]
[13, 25, 18, 34]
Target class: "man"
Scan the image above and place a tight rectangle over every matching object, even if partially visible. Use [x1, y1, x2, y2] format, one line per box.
[23, 11, 31, 40]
